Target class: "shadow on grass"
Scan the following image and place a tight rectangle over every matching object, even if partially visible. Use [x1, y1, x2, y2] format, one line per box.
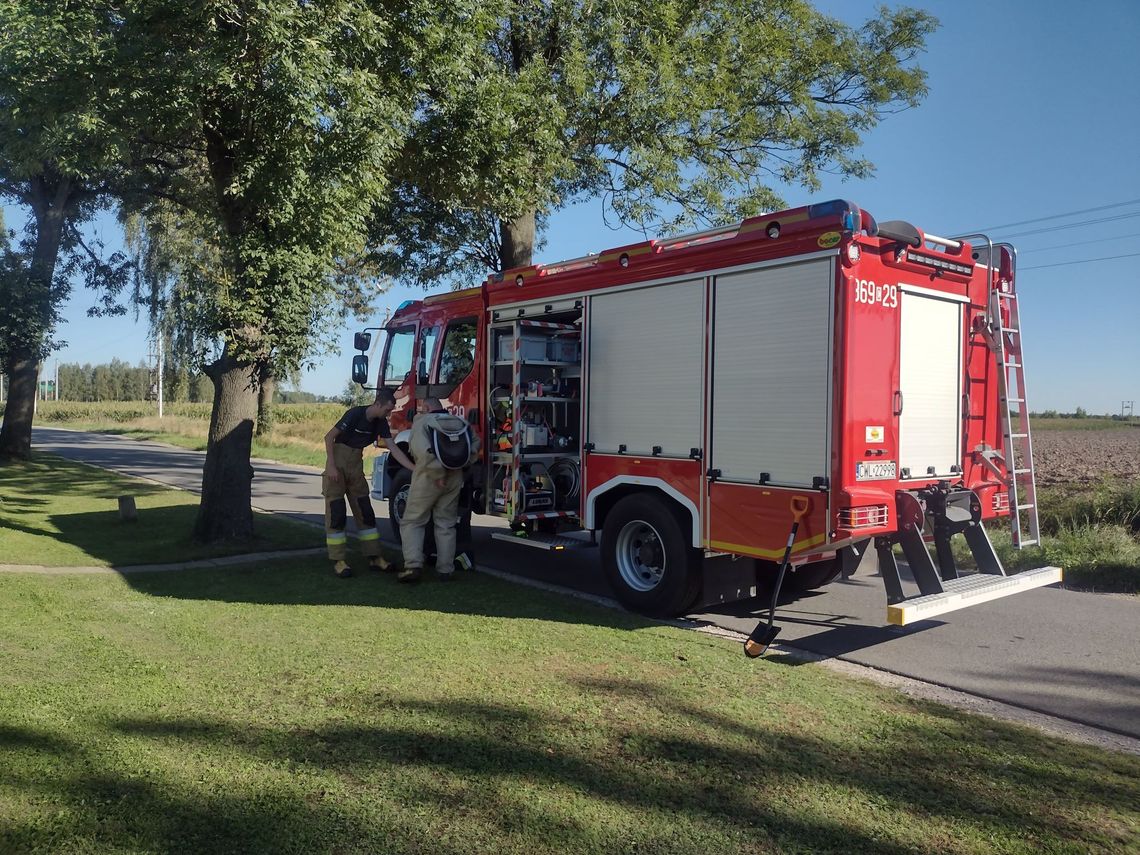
[45, 509, 318, 566]
[122, 555, 656, 630]
[0, 455, 171, 501]
[3, 679, 1136, 853]
[2, 456, 318, 566]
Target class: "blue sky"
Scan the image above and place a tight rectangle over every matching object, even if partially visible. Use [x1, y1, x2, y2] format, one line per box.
[13, 0, 1140, 413]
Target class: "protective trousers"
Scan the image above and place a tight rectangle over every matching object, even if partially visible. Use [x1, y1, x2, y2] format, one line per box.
[400, 468, 464, 574]
[322, 443, 382, 561]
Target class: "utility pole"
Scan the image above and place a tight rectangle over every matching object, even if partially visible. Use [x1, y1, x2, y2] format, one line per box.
[157, 337, 164, 419]
[54, 359, 59, 401]
[149, 332, 164, 418]
[1123, 401, 1135, 421]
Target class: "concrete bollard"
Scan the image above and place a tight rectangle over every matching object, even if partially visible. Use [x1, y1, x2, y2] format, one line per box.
[118, 496, 138, 522]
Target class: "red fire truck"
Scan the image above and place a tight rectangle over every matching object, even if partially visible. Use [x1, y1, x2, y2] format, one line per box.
[352, 199, 1060, 624]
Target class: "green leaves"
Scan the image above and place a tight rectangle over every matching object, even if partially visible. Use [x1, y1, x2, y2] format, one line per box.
[118, 1, 448, 372]
[372, 0, 938, 280]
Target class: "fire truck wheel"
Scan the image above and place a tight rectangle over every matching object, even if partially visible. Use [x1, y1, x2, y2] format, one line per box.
[601, 493, 703, 618]
[387, 468, 436, 556]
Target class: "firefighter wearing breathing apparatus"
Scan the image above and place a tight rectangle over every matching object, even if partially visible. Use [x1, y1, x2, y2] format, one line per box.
[398, 398, 481, 583]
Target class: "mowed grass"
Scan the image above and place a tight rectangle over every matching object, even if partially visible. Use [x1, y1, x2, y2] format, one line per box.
[1, 560, 1137, 854]
[0, 454, 319, 567]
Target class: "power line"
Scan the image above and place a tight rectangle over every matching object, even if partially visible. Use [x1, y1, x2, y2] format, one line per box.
[962, 197, 1140, 233]
[995, 211, 1140, 240]
[1020, 251, 1140, 271]
[1019, 232, 1140, 254]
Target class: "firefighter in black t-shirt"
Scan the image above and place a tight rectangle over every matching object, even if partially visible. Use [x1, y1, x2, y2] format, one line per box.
[322, 388, 414, 577]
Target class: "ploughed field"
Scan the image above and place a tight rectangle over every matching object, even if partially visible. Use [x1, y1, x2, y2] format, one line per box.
[1033, 426, 1140, 485]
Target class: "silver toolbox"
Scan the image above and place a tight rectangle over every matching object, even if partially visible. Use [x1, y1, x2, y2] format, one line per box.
[547, 337, 579, 363]
[496, 333, 549, 362]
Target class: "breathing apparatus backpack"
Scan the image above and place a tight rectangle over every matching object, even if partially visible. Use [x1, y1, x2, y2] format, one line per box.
[411, 412, 480, 472]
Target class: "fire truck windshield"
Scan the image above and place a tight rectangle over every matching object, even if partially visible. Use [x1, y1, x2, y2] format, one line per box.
[382, 326, 415, 386]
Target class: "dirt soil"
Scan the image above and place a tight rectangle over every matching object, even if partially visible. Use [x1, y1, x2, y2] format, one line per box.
[1033, 428, 1140, 485]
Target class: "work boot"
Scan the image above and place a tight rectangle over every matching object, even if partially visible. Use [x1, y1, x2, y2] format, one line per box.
[368, 555, 393, 572]
[333, 560, 353, 579]
[437, 570, 455, 583]
[397, 566, 421, 584]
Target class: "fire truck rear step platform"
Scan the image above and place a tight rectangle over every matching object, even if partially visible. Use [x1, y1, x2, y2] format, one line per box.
[886, 567, 1062, 626]
[489, 531, 596, 551]
[874, 488, 1061, 625]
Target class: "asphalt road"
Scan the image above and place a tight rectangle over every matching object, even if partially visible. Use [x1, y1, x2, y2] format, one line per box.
[30, 426, 1140, 739]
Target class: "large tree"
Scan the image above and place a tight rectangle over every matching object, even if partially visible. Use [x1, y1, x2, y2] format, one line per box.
[118, 0, 476, 540]
[373, 0, 938, 284]
[0, 1, 128, 459]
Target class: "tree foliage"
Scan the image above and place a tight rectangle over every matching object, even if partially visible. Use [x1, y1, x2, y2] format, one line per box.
[0, 0, 132, 458]
[372, 0, 938, 286]
[113, 0, 481, 538]
[118, 0, 443, 373]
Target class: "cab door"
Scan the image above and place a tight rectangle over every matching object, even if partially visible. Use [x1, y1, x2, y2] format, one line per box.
[431, 316, 480, 419]
[379, 322, 419, 432]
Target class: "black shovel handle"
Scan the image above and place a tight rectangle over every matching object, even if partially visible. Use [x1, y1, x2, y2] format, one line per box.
[744, 496, 811, 658]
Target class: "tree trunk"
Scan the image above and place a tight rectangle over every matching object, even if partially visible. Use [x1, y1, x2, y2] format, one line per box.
[194, 349, 258, 542]
[0, 175, 70, 462]
[255, 366, 275, 437]
[0, 359, 41, 460]
[499, 209, 536, 270]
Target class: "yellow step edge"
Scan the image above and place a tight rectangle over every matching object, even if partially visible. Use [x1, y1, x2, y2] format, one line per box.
[887, 566, 1063, 626]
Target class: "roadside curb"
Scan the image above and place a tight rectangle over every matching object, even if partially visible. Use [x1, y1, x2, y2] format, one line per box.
[0, 547, 326, 576]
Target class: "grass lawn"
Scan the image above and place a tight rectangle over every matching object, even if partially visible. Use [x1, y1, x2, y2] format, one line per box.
[0, 454, 319, 567]
[0, 558, 1137, 854]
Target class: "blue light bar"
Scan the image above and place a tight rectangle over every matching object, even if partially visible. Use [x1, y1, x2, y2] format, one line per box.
[807, 199, 861, 232]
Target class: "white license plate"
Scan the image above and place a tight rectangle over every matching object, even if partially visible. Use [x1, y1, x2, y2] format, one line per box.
[856, 460, 897, 481]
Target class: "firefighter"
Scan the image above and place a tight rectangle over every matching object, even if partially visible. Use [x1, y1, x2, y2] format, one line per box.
[398, 397, 480, 583]
[322, 388, 414, 578]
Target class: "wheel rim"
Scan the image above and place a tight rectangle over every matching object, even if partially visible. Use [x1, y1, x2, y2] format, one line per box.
[393, 483, 410, 524]
[615, 520, 666, 592]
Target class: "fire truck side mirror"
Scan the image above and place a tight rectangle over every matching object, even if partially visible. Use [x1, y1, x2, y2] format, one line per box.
[353, 331, 372, 352]
[351, 354, 369, 385]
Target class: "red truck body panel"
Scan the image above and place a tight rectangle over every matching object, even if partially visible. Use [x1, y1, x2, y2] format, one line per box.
[377, 200, 1015, 565]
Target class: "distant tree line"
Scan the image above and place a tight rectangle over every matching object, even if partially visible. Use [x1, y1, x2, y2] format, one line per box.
[52, 359, 343, 405]
[56, 359, 211, 403]
[1031, 409, 1136, 421]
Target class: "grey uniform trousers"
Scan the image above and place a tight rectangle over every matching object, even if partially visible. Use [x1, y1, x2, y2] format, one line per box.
[400, 468, 464, 573]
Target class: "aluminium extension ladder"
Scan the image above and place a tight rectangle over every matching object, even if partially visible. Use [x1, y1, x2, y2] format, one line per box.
[986, 257, 1041, 549]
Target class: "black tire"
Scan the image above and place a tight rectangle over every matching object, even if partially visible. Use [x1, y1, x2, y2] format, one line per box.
[387, 468, 436, 556]
[754, 557, 842, 593]
[601, 493, 703, 618]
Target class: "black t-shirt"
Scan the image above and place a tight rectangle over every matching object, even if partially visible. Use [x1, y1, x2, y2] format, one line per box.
[333, 406, 392, 449]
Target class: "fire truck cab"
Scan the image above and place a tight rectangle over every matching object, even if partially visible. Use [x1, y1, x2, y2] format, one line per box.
[356, 199, 1060, 623]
